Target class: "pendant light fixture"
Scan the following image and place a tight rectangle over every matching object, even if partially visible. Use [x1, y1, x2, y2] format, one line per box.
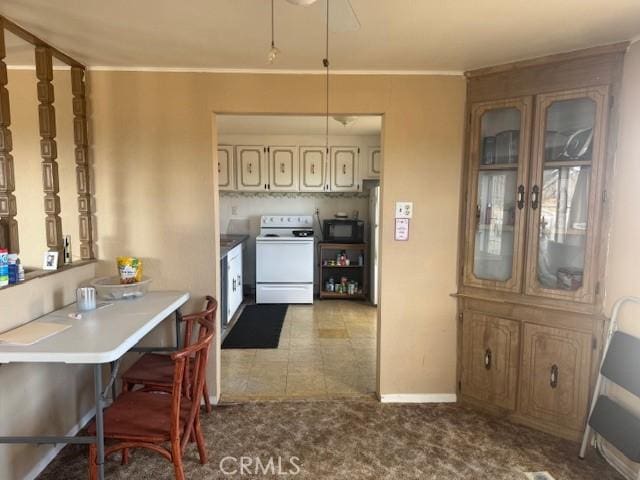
[267, 0, 281, 64]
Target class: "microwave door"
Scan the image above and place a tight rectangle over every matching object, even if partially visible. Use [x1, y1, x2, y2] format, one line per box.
[332, 224, 352, 240]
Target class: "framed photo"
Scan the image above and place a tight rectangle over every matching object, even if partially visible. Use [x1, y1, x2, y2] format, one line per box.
[43, 251, 59, 270]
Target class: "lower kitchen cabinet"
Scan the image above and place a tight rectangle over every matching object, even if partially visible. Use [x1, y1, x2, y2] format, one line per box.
[519, 323, 592, 434]
[461, 312, 520, 410]
[226, 245, 243, 321]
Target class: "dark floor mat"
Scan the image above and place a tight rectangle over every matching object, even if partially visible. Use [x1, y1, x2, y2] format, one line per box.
[222, 304, 288, 349]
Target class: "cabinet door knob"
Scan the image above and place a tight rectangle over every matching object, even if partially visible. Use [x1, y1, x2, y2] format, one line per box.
[517, 185, 525, 209]
[484, 348, 492, 370]
[531, 185, 540, 210]
[550, 364, 559, 388]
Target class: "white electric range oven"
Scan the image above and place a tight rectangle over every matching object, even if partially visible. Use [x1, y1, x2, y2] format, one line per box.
[256, 215, 315, 304]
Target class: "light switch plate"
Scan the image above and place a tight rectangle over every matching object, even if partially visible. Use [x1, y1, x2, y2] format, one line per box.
[395, 201, 413, 218]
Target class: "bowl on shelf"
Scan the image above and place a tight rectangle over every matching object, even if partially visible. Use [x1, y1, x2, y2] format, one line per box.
[91, 276, 152, 300]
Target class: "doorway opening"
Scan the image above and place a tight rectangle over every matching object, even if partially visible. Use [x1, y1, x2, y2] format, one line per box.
[214, 113, 382, 400]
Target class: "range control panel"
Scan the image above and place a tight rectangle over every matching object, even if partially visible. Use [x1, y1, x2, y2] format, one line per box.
[260, 215, 313, 228]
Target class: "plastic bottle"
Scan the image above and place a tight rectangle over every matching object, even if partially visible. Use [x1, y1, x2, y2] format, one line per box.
[7, 253, 18, 284]
[0, 248, 8, 287]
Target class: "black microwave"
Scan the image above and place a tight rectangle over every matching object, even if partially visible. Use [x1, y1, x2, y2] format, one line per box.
[323, 219, 365, 243]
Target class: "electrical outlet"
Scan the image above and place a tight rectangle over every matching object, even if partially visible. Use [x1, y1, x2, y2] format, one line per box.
[231, 206, 238, 215]
[395, 201, 413, 218]
[315, 208, 320, 215]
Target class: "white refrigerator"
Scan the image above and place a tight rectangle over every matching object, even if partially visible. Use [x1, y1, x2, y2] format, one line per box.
[369, 185, 380, 305]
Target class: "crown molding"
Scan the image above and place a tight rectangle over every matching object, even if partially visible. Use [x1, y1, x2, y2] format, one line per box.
[84, 65, 464, 76]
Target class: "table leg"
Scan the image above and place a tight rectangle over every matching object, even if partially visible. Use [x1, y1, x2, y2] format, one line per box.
[94, 365, 105, 480]
[109, 361, 117, 400]
[175, 308, 182, 349]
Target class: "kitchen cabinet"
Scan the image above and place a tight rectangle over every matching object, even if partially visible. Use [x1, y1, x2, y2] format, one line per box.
[363, 146, 381, 179]
[226, 244, 243, 321]
[217, 145, 235, 191]
[330, 146, 361, 192]
[460, 312, 520, 410]
[299, 146, 329, 192]
[235, 145, 268, 192]
[456, 45, 625, 441]
[519, 323, 592, 434]
[268, 146, 299, 192]
[219, 143, 364, 193]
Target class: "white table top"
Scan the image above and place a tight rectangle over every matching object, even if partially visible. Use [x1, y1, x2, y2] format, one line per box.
[0, 291, 189, 364]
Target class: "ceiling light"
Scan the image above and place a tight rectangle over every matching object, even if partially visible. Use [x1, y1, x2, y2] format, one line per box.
[332, 116, 358, 127]
[267, 45, 281, 64]
[267, 0, 281, 64]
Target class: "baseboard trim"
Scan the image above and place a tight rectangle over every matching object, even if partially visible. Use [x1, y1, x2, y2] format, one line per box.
[380, 394, 457, 403]
[23, 407, 96, 480]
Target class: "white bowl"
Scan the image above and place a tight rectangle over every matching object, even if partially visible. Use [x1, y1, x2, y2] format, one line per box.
[91, 276, 152, 300]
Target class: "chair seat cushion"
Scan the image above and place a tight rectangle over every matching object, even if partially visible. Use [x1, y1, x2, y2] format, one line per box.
[88, 391, 192, 442]
[122, 353, 175, 386]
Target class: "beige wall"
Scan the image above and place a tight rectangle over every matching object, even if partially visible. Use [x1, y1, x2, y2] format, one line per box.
[2, 71, 466, 478]
[599, 40, 640, 476]
[87, 71, 467, 398]
[0, 263, 97, 480]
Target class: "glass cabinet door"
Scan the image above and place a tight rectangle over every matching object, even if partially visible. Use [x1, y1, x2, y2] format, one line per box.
[525, 87, 608, 303]
[463, 98, 532, 292]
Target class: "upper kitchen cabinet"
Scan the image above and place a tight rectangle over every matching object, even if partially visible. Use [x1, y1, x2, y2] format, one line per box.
[462, 98, 532, 293]
[235, 145, 268, 192]
[299, 146, 329, 192]
[525, 87, 609, 304]
[330, 146, 361, 192]
[217, 145, 235, 191]
[268, 146, 299, 192]
[363, 146, 381, 179]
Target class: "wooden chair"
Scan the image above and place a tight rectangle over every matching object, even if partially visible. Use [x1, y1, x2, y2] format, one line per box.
[121, 296, 217, 413]
[88, 317, 214, 480]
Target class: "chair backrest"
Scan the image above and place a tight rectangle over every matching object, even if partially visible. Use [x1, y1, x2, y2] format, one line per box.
[181, 296, 218, 348]
[169, 323, 215, 441]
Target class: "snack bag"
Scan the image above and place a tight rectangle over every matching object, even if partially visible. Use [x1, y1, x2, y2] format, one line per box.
[116, 257, 143, 284]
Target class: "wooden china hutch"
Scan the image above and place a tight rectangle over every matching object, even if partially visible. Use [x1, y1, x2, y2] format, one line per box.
[456, 44, 628, 441]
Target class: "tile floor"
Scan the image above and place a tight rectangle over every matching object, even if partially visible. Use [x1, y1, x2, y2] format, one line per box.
[221, 300, 377, 400]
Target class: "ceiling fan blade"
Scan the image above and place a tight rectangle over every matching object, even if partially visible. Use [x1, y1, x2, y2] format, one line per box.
[329, 0, 361, 32]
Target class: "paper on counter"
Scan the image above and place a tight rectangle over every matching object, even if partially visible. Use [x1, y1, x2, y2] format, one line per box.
[0, 322, 72, 346]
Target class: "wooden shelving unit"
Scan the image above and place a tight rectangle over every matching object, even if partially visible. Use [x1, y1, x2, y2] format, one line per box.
[319, 242, 368, 300]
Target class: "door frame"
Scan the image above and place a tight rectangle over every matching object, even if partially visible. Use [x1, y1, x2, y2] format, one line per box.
[210, 112, 385, 404]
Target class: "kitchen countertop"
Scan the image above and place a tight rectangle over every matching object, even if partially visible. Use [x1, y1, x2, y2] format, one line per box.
[220, 234, 249, 259]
